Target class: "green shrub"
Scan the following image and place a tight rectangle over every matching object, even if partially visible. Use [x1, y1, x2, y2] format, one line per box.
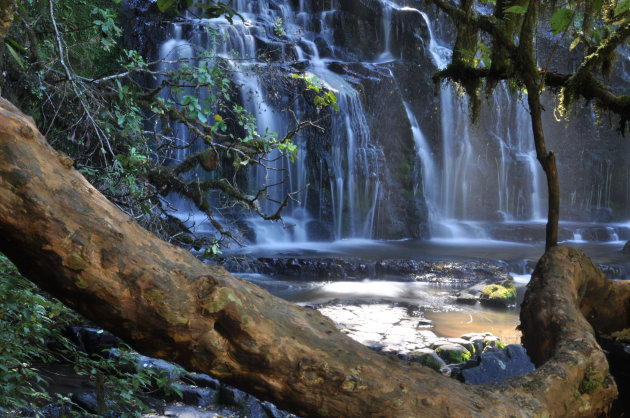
[0, 254, 181, 416]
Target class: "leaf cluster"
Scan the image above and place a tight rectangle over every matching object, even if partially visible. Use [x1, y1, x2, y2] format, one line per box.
[430, 0, 630, 131]
[2, 0, 335, 251]
[0, 254, 183, 416]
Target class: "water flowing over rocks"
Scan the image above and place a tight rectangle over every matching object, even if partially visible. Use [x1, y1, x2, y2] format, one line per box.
[117, 0, 630, 244]
[227, 256, 513, 283]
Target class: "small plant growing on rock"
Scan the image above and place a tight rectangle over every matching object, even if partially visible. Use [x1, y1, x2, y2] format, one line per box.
[578, 367, 603, 396]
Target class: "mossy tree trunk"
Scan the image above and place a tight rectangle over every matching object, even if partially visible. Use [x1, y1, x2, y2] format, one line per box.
[0, 97, 625, 416]
[517, 0, 560, 250]
[0, 0, 16, 44]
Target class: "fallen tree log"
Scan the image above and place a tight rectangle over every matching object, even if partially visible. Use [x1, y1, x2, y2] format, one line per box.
[0, 96, 624, 416]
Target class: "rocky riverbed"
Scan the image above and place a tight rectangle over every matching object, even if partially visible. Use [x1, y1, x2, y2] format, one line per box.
[27, 257, 540, 417]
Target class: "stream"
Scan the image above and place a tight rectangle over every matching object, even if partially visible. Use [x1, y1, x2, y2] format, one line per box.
[229, 224, 630, 344]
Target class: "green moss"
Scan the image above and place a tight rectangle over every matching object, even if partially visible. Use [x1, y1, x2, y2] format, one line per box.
[579, 367, 603, 395]
[480, 280, 517, 306]
[436, 347, 471, 364]
[204, 287, 249, 325]
[610, 328, 630, 342]
[67, 252, 88, 271]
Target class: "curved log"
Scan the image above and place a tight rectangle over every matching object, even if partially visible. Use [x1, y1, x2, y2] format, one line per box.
[0, 97, 621, 416]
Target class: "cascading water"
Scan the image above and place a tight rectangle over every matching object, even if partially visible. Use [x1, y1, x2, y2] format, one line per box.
[413, 10, 547, 238]
[153, 0, 628, 245]
[157, 0, 390, 243]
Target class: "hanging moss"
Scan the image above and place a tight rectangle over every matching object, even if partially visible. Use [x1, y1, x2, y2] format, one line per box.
[433, 60, 483, 122]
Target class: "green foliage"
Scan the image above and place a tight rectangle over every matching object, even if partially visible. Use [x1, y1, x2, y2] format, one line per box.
[2, 0, 331, 250]
[504, 5, 527, 15]
[456, 42, 492, 68]
[435, 346, 471, 364]
[550, 8, 574, 36]
[274, 17, 286, 38]
[0, 255, 68, 411]
[615, 0, 630, 17]
[203, 241, 223, 260]
[578, 367, 603, 395]
[157, 0, 179, 12]
[292, 73, 339, 112]
[5, 42, 25, 70]
[0, 254, 182, 415]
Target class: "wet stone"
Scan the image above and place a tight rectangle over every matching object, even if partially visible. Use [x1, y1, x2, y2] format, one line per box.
[434, 343, 471, 364]
[181, 373, 220, 390]
[317, 304, 437, 354]
[408, 348, 446, 372]
[447, 337, 476, 355]
[460, 344, 535, 384]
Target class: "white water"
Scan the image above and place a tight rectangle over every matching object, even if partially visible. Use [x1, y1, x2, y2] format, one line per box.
[415, 11, 547, 238]
[156, 0, 622, 245]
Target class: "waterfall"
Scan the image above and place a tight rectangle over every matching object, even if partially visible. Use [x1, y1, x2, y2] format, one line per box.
[149, 0, 625, 246]
[414, 10, 547, 238]
[157, 0, 387, 243]
[404, 102, 438, 227]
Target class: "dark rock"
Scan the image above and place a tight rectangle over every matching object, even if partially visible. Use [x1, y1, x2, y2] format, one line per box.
[593, 207, 614, 223]
[455, 291, 478, 305]
[166, 383, 216, 408]
[218, 384, 249, 406]
[71, 392, 98, 413]
[460, 344, 535, 384]
[30, 402, 75, 417]
[599, 335, 630, 415]
[314, 37, 332, 57]
[181, 372, 220, 390]
[327, 61, 348, 74]
[291, 60, 309, 71]
[67, 327, 120, 355]
[460, 332, 491, 354]
[243, 397, 267, 417]
[262, 400, 295, 418]
[133, 354, 183, 379]
[306, 219, 333, 241]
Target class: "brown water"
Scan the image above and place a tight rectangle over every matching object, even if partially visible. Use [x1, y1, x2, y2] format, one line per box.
[425, 309, 521, 344]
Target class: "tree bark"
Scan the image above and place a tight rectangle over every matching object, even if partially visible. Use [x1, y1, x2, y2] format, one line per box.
[518, 0, 559, 250]
[0, 96, 623, 416]
[0, 0, 16, 44]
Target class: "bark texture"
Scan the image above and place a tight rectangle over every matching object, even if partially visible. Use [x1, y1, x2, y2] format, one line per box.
[0, 0, 16, 44]
[0, 97, 624, 416]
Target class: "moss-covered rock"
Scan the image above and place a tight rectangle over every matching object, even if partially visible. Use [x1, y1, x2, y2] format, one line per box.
[479, 279, 517, 308]
[408, 348, 446, 372]
[434, 343, 471, 365]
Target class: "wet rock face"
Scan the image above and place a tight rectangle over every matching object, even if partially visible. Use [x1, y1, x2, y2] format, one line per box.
[231, 256, 513, 283]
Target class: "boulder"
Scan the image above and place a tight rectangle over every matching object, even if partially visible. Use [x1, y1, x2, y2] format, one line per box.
[455, 291, 478, 305]
[479, 279, 517, 308]
[433, 343, 471, 364]
[408, 348, 446, 372]
[460, 344, 535, 384]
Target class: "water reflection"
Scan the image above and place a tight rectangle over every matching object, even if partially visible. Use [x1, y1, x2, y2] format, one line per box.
[425, 310, 521, 344]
